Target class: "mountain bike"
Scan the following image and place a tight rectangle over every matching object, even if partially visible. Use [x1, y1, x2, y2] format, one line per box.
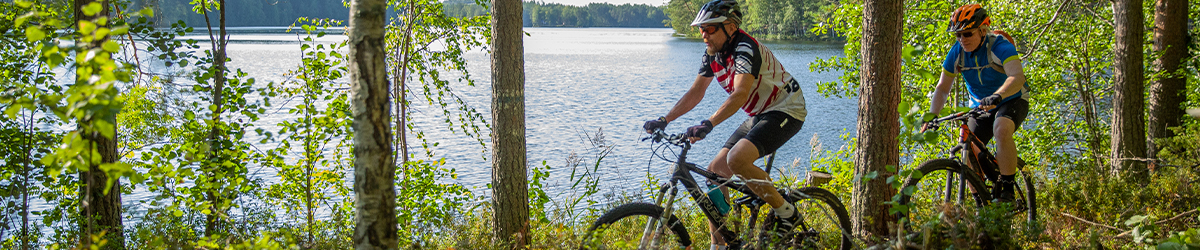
[580, 130, 852, 250]
[896, 108, 1037, 231]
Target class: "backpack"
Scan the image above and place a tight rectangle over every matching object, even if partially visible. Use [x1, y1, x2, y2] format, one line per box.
[954, 30, 1031, 100]
[954, 30, 1017, 75]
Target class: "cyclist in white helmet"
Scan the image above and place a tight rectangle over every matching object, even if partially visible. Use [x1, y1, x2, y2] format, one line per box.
[643, 0, 808, 248]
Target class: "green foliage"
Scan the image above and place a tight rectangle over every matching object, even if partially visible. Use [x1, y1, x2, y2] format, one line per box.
[446, 1, 668, 28]
[665, 0, 840, 40]
[388, 0, 491, 157]
[256, 18, 354, 248]
[396, 158, 472, 247]
[129, 0, 349, 27]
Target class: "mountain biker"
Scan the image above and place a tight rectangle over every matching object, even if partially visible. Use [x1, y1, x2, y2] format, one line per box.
[642, 0, 807, 248]
[924, 4, 1029, 203]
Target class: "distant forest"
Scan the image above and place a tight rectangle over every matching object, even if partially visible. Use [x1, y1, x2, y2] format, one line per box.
[132, 0, 349, 27]
[132, 0, 667, 28]
[444, 0, 669, 28]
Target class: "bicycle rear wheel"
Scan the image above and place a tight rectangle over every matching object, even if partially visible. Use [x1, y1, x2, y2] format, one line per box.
[580, 202, 692, 250]
[760, 187, 852, 250]
[896, 159, 990, 232]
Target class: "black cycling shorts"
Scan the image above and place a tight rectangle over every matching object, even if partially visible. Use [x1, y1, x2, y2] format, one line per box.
[722, 111, 804, 158]
[968, 98, 1029, 144]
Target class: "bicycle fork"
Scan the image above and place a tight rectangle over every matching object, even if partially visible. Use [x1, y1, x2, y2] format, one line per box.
[641, 182, 679, 249]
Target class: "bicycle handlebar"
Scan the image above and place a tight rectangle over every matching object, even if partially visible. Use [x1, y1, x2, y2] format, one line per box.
[923, 108, 992, 132]
[643, 129, 690, 147]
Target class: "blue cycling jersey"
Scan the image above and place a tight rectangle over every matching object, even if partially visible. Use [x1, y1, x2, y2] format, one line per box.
[941, 37, 1024, 107]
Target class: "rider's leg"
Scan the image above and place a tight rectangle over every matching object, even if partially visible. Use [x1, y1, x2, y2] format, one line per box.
[728, 139, 786, 208]
[706, 148, 733, 245]
[993, 117, 1018, 176]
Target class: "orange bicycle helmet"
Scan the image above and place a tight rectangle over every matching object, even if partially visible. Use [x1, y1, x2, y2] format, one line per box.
[948, 4, 990, 32]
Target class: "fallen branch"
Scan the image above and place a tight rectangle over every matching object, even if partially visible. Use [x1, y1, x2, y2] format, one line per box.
[1155, 208, 1199, 225]
[1061, 212, 1120, 231]
[1113, 208, 1200, 239]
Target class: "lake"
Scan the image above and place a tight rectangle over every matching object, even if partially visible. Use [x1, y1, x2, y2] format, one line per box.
[126, 27, 857, 215]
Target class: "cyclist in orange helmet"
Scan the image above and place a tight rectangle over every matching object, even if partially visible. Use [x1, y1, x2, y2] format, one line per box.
[926, 4, 1030, 203]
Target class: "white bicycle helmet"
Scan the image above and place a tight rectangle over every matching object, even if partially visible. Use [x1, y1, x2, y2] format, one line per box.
[690, 0, 741, 26]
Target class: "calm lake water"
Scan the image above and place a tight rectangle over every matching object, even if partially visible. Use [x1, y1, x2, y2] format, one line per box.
[31, 28, 855, 222]
[182, 27, 857, 207]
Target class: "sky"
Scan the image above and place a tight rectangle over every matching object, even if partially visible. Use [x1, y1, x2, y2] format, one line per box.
[539, 0, 668, 7]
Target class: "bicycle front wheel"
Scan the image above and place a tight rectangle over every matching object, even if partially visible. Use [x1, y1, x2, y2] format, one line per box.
[896, 159, 990, 232]
[761, 187, 853, 250]
[580, 202, 692, 250]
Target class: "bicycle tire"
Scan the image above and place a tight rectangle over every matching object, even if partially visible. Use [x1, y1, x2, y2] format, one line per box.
[580, 202, 692, 250]
[759, 187, 853, 250]
[896, 158, 990, 231]
[1017, 170, 1037, 224]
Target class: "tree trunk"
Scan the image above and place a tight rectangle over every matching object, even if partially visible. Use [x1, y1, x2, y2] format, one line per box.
[74, 0, 125, 248]
[1147, 0, 1187, 158]
[348, 0, 398, 249]
[851, 0, 901, 242]
[201, 0, 229, 237]
[491, 0, 529, 246]
[1110, 0, 1147, 179]
[80, 129, 124, 249]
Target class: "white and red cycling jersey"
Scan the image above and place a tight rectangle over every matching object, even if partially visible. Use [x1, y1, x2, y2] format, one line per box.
[700, 29, 807, 121]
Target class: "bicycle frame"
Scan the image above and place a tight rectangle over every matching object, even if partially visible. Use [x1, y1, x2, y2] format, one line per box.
[934, 110, 1027, 206]
[640, 132, 787, 249]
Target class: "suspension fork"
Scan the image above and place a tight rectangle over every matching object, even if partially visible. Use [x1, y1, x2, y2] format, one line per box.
[642, 179, 680, 249]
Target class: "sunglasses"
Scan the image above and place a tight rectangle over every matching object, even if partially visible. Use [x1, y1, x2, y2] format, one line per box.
[954, 30, 976, 38]
[699, 24, 722, 35]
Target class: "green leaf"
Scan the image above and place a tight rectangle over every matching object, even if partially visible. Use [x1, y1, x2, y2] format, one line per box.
[25, 26, 45, 41]
[139, 8, 155, 17]
[102, 41, 120, 52]
[82, 2, 103, 16]
[922, 131, 938, 142]
[15, 0, 32, 8]
[1157, 242, 1185, 250]
[921, 113, 936, 122]
[110, 26, 129, 36]
[897, 101, 911, 116]
[1126, 215, 1149, 227]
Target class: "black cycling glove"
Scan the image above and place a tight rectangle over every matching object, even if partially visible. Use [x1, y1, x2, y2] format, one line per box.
[644, 116, 669, 133]
[686, 120, 714, 139]
[979, 94, 1003, 107]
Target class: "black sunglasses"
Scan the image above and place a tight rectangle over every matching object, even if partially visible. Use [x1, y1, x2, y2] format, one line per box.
[699, 24, 721, 35]
[954, 30, 976, 38]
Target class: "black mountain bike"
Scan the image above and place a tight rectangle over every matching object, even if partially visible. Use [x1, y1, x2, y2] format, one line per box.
[896, 109, 1037, 231]
[580, 130, 852, 250]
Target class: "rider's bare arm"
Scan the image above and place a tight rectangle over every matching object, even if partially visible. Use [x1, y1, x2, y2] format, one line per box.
[980, 59, 1026, 110]
[997, 59, 1026, 97]
[929, 71, 957, 115]
[707, 73, 755, 126]
[664, 74, 715, 122]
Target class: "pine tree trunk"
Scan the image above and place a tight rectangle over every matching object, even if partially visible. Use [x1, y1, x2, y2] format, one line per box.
[491, 0, 529, 246]
[1110, 0, 1147, 179]
[1147, 0, 1187, 157]
[851, 0, 901, 242]
[348, 0, 398, 248]
[75, 0, 125, 248]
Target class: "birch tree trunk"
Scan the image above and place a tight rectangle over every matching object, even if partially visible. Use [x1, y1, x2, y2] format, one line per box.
[349, 0, 398, 248]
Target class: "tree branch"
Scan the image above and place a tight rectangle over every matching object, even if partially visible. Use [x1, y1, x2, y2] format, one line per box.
[1061, 212, 1121, 231]
[1024, 0, 1073, 56]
